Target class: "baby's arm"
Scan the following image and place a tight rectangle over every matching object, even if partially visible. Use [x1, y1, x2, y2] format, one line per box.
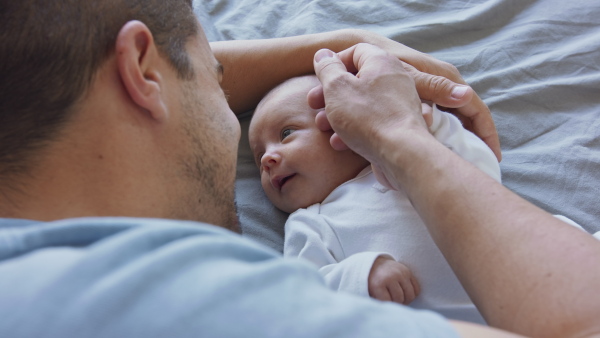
[428, 105, 502, 182]
[368, 255, 420, 305]
[285, 209, 418, 304]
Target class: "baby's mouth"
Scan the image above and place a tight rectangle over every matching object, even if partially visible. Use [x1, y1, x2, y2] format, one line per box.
[274, 174, 296, 191]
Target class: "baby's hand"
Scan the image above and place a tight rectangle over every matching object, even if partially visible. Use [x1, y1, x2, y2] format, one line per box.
[368, 256, 420, 305]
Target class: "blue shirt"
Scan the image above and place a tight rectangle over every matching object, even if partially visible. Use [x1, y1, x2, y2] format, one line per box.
[0, 217, 457, 337]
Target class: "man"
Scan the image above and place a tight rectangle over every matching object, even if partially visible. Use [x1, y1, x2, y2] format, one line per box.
[1, 1, 598, 337]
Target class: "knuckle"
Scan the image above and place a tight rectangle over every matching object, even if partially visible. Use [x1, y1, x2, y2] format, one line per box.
[355, 42, 372, 49]
[413, 53, 438, 73]
[317, 59, 340, 74]
[323, 71, 350, 92]
[402, 61, 419, 75]
[357, 42, 392, 59]
[440, 61, 459, 75]
[425, 75, 453, 96]
[411, 54, 463, 83]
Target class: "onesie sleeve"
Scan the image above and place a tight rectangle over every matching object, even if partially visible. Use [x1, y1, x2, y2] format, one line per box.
[429, 105, 502, 182]
[284, 208, 386, 298]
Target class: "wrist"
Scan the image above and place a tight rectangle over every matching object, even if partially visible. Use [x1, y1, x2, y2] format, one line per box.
[318, 29, 382, 54]
[317, 29, 364, 53]
[374, 123, 443, 189]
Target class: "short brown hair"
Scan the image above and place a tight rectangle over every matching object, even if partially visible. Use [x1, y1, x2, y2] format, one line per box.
[0, 0, 198, 180]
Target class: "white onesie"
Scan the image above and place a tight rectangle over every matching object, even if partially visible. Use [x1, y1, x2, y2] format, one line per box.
[284, 106, 501, 324]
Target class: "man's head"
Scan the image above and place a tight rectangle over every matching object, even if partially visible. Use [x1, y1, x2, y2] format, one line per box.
[0, 0, 197, 177]
[249, 75, 369, 213]
[0, 1, 241, 231]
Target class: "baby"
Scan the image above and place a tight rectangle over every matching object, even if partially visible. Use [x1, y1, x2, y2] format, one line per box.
[248, 75, 501, 324]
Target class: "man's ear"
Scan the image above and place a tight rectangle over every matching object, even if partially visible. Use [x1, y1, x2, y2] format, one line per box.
[115, 20, 168, 123]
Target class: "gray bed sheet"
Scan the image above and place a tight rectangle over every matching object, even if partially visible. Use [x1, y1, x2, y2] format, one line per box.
[195, 0, 600, 252]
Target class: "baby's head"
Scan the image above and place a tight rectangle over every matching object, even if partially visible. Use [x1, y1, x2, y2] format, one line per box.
[249, 75, 369, 213]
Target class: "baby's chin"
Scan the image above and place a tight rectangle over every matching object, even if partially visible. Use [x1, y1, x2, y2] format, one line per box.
[273, 199, 299, 214]
[274, 195, 322, 214]
[268, 183, 335, 213]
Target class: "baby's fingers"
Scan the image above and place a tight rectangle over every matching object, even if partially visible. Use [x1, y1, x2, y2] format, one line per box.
[398, 275, 418, 304]
[388, 282, 407, 305]
[370, 285, 392, 302]
[411, 275, 421, 299]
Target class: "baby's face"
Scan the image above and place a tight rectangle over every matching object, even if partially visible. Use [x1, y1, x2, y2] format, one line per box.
[249, 76, 369, 213]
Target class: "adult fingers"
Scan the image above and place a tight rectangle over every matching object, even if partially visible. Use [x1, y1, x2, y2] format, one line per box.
[313, 48, 352, 90]
[468, 110, 502, 161]
[405, 62, 474, 108]
[336, 43, 405, 83]
[405, 63, 501, 161]
[307, 84, 325, 110]
[329, 134, 349, 151]
[314, 110, 331, 131]
[315, 111, 349, 150]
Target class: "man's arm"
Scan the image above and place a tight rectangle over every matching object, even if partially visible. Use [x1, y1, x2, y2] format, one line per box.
[211, 30, 355, 115]
[382, 122, 600, 337]
[311, 45, 600, 337]
[211, 29, 501, 160]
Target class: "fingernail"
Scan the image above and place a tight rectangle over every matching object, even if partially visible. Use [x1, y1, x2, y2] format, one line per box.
[451, 85, 469, 99]
[315, 49, 335, 63]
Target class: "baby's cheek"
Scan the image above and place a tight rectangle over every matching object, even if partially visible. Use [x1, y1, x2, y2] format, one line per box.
[315, 182, 336, 204]
[261, 176, 281, 207]
[260, 175, 271, 192]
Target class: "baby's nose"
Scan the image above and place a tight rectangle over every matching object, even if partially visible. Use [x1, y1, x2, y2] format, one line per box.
[261, 152, 281, 171]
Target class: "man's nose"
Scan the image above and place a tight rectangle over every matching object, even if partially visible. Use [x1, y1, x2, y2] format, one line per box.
[261, 151, 282, 172]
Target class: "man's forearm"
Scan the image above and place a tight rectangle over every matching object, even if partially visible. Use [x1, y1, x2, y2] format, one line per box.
[211, 29, 362, 114]
[381, 130, 600, 337]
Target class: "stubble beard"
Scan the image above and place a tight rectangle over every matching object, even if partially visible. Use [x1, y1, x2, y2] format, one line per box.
[176, 84, 240, 233]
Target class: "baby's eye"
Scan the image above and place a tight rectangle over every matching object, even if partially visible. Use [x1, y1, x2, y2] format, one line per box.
[281, 128, 296, 140]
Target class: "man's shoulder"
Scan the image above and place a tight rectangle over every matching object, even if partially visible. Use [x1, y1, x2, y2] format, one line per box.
[0, 217, 254, 258]
[0, 217, 284, 336]
[0, 217, 457, 338]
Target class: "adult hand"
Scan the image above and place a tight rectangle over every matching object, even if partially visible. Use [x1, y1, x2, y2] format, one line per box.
[370, 35, 500, 161]
[309, 44, 431, 181]
[311, 31, 501, 161]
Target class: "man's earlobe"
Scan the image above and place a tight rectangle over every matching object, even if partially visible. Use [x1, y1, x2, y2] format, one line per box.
[116, 20, 168, 123]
